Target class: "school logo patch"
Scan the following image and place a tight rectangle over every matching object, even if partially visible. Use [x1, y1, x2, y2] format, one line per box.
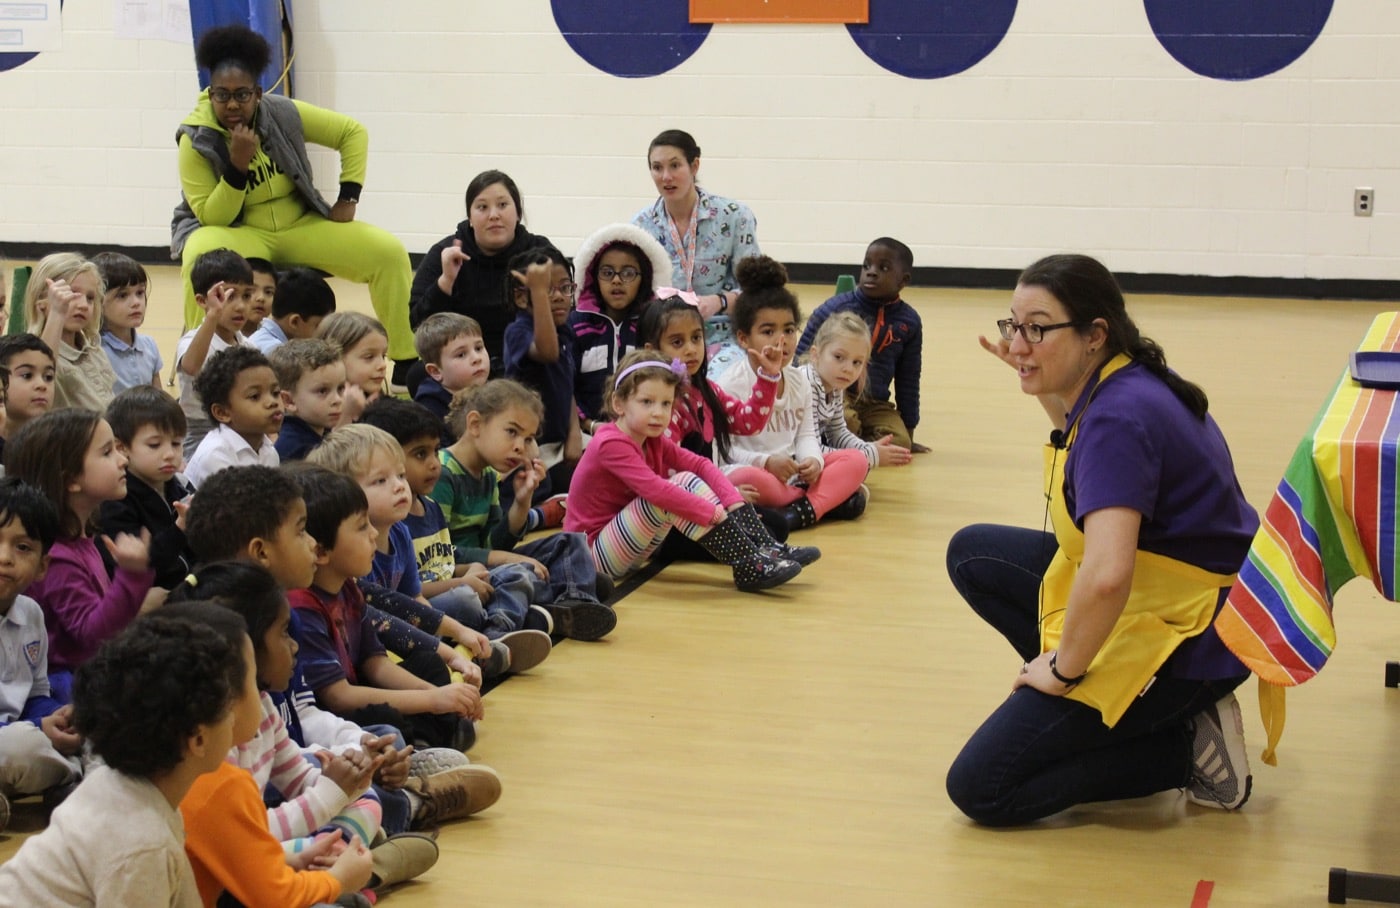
[23, 639, 41, 668]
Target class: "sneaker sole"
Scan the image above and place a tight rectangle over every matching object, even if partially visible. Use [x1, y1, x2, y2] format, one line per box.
[498, 629, 552, 673]
[409, 747, 471, 781]
[545, 601, 617, 641]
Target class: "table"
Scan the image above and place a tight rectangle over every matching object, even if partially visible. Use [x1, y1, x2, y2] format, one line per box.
[1214, 311, 1400, 904]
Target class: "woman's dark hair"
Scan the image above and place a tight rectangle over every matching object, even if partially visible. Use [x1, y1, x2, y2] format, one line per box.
[465, 170, 524, 222]
[503, 244, 572, 312]
[639, 297, 735, 462]
[648, 129, 701, 163]
[195, 25, 271, 82]
[169, 562, 285, 664]
[731, 255, 802, 336]
[1018, 254, 1209, 419]
[5, 409, 102, 538]
[73, 603, 248, 777]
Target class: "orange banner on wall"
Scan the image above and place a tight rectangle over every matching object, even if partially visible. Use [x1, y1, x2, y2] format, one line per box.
[690, 0, 868, 24]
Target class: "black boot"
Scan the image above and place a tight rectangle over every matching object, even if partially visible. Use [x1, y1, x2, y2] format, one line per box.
[756, 506, 790, 543]
[697, 517, 802, 593]
[780, 496, 818, 533]
[731, 504, 821, 566]
[826, 484, 869, 521]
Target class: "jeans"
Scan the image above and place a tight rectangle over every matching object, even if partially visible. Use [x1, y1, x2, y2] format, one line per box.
[428, 584, 487, 631]
[943, 523, 1247, 826]
[516, 531, 602, 603]
[474, 562, 537, 635]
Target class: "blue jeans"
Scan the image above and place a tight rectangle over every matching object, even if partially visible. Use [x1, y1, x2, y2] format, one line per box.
[943, 523, 1247, 826]
[516, 531, 602, 604]
[428, 585, 487, 631]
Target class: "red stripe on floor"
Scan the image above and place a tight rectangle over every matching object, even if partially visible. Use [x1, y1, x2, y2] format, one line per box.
[1191, 880, 1214, 908]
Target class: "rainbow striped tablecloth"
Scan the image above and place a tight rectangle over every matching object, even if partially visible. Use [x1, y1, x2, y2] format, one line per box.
[1218, 312, 1400, 687]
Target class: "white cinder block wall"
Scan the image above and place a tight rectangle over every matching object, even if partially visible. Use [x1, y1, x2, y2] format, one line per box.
[2, 1, 1397, 282]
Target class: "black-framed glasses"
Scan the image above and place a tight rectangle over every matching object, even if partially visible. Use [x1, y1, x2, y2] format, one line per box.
[599, 266, 641, 283]
[997, 318, 1077, 344]
[549, 282, 577, 297]
[210, 88, 257, 104]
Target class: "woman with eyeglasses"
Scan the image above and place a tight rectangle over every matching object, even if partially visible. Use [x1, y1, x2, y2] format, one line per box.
[409, 170, 555, 381]
[632, 129, 761, 380]
[171, 25, 414, 363]
[944, 253, 1260, 826]
[567, 223, 674, 434]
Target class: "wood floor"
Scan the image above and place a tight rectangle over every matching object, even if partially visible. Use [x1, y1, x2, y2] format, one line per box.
[3, 267, 1400, 906]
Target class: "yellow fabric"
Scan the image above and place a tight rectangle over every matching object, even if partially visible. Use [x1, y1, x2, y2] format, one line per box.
[1038, 354, 1238, 727]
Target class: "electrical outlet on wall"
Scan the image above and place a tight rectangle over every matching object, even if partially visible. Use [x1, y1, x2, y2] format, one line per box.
[1355, 188, 1375, 217]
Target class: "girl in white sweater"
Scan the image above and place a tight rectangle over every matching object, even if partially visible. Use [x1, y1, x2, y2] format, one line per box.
[714, 256, 870, 532]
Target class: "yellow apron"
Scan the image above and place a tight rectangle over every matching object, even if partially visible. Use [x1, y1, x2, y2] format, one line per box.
[1039, 355, 1239, 728]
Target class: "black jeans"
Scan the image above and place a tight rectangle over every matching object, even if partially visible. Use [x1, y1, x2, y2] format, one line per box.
[943, 523, 1247, 826]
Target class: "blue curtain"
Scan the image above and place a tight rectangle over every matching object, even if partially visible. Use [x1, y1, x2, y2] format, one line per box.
[189, 0, 295, 95]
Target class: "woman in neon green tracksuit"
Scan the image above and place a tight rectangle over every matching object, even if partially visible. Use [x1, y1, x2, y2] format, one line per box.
[171, 24, 415, 361]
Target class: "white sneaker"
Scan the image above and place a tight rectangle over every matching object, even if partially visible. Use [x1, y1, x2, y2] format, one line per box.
[1185, 692, 1252, 809]
[409, 747, 470, 780]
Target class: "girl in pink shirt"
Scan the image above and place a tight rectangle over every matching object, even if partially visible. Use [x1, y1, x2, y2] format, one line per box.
[563, 351, 805, 593]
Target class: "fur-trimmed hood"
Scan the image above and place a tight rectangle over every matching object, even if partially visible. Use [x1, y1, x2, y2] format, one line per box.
[571, 222, 674, 316]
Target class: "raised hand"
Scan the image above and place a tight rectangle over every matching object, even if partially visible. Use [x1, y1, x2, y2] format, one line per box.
[228, 123, 261, 172]
[438, 238, 471, 294]
[755, 343, 785, 376]
[101, 528, 151, 574]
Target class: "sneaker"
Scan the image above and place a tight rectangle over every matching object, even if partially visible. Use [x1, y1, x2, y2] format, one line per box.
[451, 718, 476, 753]
[411, 764, 503, 824]
[732, 554, 803, 593]
[543, 598, 617, 641]
[1185, 692, 1253, 809]
[826, 483, 870, 521]
[497, 629, 552, 674]
[537, 493, 568, 529]
[524, 604, 554, 635]
[409, 747, 471, 781]
[370, 832, 439, 891]
[477, 640, 511, 682]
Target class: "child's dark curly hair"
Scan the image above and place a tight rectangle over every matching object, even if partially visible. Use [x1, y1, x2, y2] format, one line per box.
[194, 345, 273, 422]
[360, 397, 444, 449]
[185, 465, 303, 563]
[503, 244, 571, 312]
[73, 603, 248, 777]
[731, 255, 802, 336]
[195, 24, 271, 80]
[169, 562, 285, 665]
[0, 476, 60, 555]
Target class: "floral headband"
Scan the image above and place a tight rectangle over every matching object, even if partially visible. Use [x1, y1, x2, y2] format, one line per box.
[613, 358, 689, 390]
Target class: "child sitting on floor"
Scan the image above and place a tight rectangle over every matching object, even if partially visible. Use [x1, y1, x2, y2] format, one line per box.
[93, 251, 162, 394]
[0, 603, 247, 905]
[177, 248, 256, 456]
[98, 386, 196, 591]
[413, 312, 491, 445]
[250, 266, 337, 355]
[802, 311, 912, 468]
[24, 253, 118, 413]
[566, 351, 804, 593]
[0, 334, 55, 459]
[242, 257, 278, 340]
[317, 311, 389, 425]
[288, 466, 485, 753]
[185, 345, 283, 487]
[0, 478, 79, 831]
[7, 410, 154, 701]
[270, 338, 347, 462]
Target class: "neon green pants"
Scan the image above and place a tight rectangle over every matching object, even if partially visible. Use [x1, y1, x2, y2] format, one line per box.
[179, 211, 416, 360]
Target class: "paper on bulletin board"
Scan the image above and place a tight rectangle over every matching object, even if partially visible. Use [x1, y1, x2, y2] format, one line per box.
[114, 0, 190, 43]
[0, 0, 62, 52]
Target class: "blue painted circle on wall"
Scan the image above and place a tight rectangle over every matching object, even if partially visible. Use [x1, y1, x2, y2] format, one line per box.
[551, 0, 710, 79]
[0, 0, 61, 73]
[846, 1, 1018, 80]
[1145, 0, 1332, 81]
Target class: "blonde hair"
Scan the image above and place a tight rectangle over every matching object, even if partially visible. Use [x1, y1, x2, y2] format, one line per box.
[305, 422, 403, 480]
[808, 311, 872, 397]
[446, 379, 543, 440]
[603, 350, 681, 416]
[26, 253, 103, 347]
[315, 311, 387, 356]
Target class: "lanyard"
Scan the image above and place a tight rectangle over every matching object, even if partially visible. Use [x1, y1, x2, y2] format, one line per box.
[665, 199, 700, 291]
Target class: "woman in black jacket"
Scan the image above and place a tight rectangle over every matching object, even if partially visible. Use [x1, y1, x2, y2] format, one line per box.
[409, 170, 552, 374]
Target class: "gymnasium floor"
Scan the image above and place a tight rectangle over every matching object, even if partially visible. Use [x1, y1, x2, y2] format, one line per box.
[2, 267, 1400, 906]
